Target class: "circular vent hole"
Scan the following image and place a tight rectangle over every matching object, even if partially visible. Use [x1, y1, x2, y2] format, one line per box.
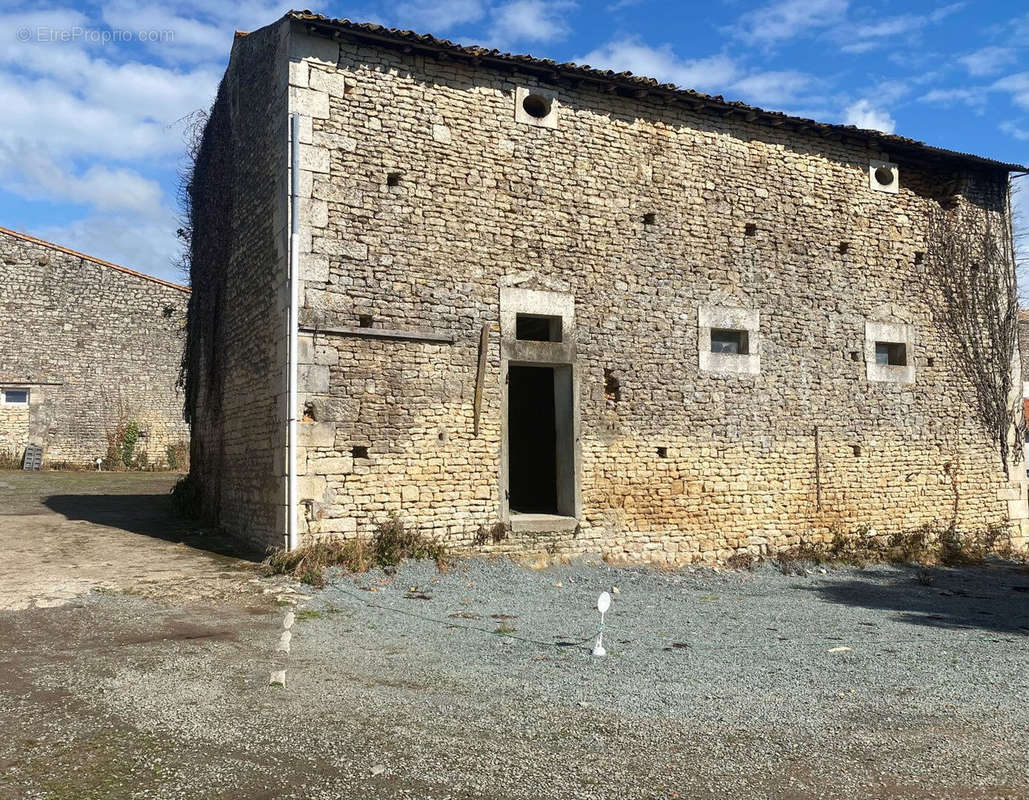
[522, 93, 551, 119]
[874, 166, 894, 186]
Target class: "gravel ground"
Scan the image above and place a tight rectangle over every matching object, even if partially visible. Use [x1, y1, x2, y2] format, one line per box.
[2, 555, 1026, 799]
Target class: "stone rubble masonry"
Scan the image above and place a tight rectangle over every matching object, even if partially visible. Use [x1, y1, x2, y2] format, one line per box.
[0, 227, 189, 468]
[186, 19, 292, 551]
[188, 15, 1028, 560]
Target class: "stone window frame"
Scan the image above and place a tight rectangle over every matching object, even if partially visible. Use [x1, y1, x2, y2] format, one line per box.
[869, 159, 899, 194]
[865, 320, 916, 384]
[698, 306, 761, 376]
[1, 387, 30, 406]
[514, 86, 559, 129]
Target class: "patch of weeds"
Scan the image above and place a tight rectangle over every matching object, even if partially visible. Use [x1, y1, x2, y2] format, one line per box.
[775, 521, 1020, 572]
[494, 622, 517, 634]
[294, 608, 323, 621]
[939, 522, 1010, 566]
[698, 593, 719, 603]
[166, 440, 189, 471]
[726, 551, 755, 570]
[374, 515, 447, 568]
[0, 449, 21, 470]
[263, 517, 447, 587]
[264, 538, 374, 587]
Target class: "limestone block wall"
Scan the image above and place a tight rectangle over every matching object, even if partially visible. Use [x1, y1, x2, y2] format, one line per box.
[286, 27, 1025, 561]
[184, 21, 291, 550]
[0, 227, 189, 468]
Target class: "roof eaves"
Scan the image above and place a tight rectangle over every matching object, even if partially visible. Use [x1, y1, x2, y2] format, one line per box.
[288, 10, 1028, 174]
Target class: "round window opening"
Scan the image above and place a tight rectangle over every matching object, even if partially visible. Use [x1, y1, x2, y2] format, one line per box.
[874, 166, 894, 186]
[522, 93, 552, 119]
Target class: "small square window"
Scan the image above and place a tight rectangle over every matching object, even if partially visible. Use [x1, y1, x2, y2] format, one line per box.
[875, 341, 906, 366]
[710, 328, 749, 355]
[2, 388, 29, 406]
[516, 314, 562, 342]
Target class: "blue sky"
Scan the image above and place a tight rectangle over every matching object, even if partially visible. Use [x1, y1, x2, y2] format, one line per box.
[0, 0, 1026, 283]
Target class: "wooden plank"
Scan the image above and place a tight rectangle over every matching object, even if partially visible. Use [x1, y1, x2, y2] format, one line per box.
[473, 323, 488, 437]
[299, 324, 454, 344]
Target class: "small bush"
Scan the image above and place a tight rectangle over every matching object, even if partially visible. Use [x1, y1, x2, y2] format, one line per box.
[120, 420, 140, 466]
[264, 517, 447, 587]
[105, 419, 144, 470]
[0, 449, 21, 470]
[373, 516, 447, 568]
[166, 440, 190, 471]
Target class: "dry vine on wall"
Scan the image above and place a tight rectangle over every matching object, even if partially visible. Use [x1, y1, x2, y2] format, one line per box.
[927, 181, 1022, 471]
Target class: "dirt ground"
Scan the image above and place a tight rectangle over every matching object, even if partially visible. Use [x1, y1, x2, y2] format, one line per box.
[0, 471, 1026, 800]
[0, 471, 263, 610]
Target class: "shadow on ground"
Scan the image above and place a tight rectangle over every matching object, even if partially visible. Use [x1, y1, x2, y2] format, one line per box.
[802, 565, 1029, 635]
[43, 493, 264, 562]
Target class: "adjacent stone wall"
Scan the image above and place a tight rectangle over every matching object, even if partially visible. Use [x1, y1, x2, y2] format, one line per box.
[0, 227, 189, 468]
[184, 21, 291, 550]
[288, 27, 1026, 560]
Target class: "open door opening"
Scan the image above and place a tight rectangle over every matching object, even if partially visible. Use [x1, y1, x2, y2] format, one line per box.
[507, 364, 575, 517]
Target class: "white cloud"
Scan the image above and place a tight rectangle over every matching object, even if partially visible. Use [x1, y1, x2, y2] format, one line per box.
[98, 1, 294, 63]
[38, 213, 184, 283]
[731, 0, 848, 45]
[919, 72, 1027, 114]
[1000, 120, 1029, 142]
[992, 72, 1029, 110]
[391, 0, 486, 32]
[919, 86, 987, 111]
[842, 99, 895, 133]
[578, 38, 738, 92]
[730, 70, 817, 107]
[960, 46, 1017, 77]
[487, 0, 576, 48]
[0, 144, 166, 218]
[835, 3, 964, 54]
[0, 3, 220, 281]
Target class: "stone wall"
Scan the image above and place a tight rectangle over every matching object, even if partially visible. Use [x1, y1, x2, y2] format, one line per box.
[184, 20, 291, 551]
[0, 227, 189, 468]
[287, 26, 1026, 561]
[192, 17, 1025, 558]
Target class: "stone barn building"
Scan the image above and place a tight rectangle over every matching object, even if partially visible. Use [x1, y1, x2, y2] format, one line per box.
[185, 11, 1028, 559]
[0, 227, 190, 469]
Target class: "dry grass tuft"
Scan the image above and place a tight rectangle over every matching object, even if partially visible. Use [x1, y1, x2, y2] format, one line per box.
[774, 522, 1018, 573]
[264, 516, 447, 587]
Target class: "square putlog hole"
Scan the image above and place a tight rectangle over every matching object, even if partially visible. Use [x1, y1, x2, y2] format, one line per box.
[351, 445, 369, 459]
